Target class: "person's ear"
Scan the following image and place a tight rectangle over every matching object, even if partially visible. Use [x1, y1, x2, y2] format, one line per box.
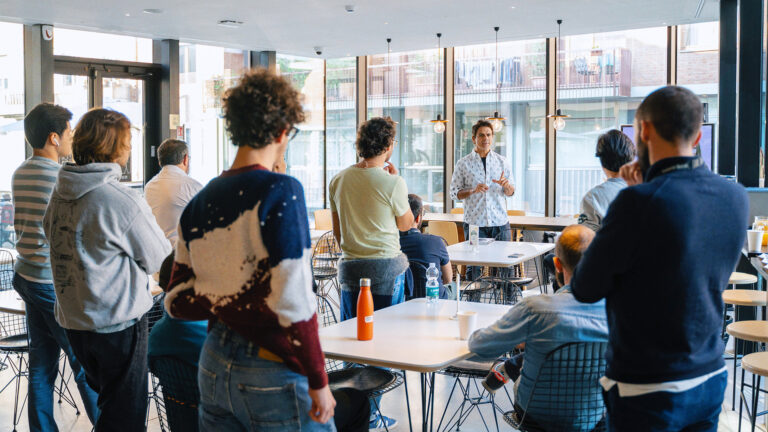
[639, 120, 652, 143]
[553, 256, 563, 274]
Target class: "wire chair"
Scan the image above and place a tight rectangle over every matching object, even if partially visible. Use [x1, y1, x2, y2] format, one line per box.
[461, 277, 529, 306]
[0, 300, 28, 431]
[312, 231, 342, 308]
[315, 293, 409, 432]
[504, 341, 608, 432]
[150, 356, 200, 432]
[0, 249, 15, 291]
[407, 261, 429, 300]
[145, 292, 167, 428]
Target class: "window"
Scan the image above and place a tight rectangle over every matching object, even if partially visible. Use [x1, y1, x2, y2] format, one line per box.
[278, 54, 326, 216]
[54, 28, 152, 62]
[454, 39, 547, 215]
[367, 49, 444, 212]
[179, 44, 248, 185]
[0, 22, 24, 248]
[326, 58, 357, 207]
[555, 28, 667, 216]
[678, 22, 719, 172]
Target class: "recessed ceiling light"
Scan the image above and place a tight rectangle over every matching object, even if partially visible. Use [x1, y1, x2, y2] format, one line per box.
[509, 6, 516, 9]
[218, 19, 244, 28]
[143, 8, 163, 14]
[125, 13, 131, 17]
[384, 22, 389, 25]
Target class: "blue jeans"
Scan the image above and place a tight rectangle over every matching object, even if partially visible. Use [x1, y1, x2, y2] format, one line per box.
[12, 273, 99, 432]
[463, 224, 512, 281]
[198, 321, 336, 432]
[339, 272, 406, 321]
[604, 371, 726, 431]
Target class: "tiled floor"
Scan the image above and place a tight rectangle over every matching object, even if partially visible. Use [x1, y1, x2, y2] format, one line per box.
[0, 356, 763, 432]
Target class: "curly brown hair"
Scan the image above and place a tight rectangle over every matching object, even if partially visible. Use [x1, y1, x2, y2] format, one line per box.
[222, 69, 305, 149]
[472, 119, 494, 137]
[72, 108, 131, 165]
[356, 117, 396, 159]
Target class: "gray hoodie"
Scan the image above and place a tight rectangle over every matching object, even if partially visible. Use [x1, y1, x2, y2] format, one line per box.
[43, 163, 171, 332]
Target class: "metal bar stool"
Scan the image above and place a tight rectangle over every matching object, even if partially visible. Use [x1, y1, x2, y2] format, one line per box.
[740, 352, 768, 432]
[727, 320, 768, 428]
[723, 273, 762, 410]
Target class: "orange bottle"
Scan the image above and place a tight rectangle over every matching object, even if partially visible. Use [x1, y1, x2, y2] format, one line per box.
[357, 278, 374, 341]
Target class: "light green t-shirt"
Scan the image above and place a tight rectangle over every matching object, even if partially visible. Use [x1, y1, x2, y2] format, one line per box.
[329, 166, 410, 259]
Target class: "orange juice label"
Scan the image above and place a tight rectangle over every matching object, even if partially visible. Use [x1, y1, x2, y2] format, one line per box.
[364, 315, 373, 323]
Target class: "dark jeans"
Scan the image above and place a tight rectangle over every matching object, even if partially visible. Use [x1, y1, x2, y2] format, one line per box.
[12, 273, 100, 432]
[333, 388, 371, 432]
[67, 315, 148, 432]
[603, 371, 726, 431]
[463, 223, 512, 281]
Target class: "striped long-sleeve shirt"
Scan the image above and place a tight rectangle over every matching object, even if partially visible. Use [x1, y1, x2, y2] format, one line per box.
[12, 156, 59, 283]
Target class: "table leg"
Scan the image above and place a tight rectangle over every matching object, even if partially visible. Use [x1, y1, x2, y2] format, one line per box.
[419, 372, 436, 432]
[403, 371, 413, 432]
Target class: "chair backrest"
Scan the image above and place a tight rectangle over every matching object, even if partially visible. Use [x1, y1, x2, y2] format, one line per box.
[519, 341, 608, 431]
[449, 207, 464, 214]
[407, 261, 428, 300]
[314, 209, 333, 231]
[460, 277, 523, 305]
[427, 221, 460, 246]
[147, 293, 166, 335]
[315, 294, 345, 372]
[0, 249, 15, 292]
[312, 231, 341, 270]
[507, 210, 526, 216]
[149, 356, 200, 432]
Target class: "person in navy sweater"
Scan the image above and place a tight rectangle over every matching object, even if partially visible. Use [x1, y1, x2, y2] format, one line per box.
[571, 86, 748, 431]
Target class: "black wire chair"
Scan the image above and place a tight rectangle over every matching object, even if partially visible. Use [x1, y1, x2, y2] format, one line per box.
[407, 261, 429, 301]
[0, 248, 14, 291]
[504, 341, 608, 432]
[315, 293, 409, 432]
[145, 292, 167, 428]
[0, 275, 28, 432]
[150, 356, 200, 432]
[312, 231, 342, 308]
[460, 277, 530, 306]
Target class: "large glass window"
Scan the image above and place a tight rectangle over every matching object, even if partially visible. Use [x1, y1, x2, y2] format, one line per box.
[54, 28, 152, 63]
[367, 49, 444, 212]
[278, 55, 326, 216]
[326, 58, 357, 207]
[555, 28, 667, 216]
[454, 39, 547, 215]
[179, 44, 248, 185]
[0, 22, 25, 248]
[678, 22, 719, 172]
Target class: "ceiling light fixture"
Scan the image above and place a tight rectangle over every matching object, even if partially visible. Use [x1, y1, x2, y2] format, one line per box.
[487, 26, 505, 132]
[142, 8, 163, 14]
[217, 19, 243, 28]
[431, 33, 447, 133]
[547, 19, 570, 131]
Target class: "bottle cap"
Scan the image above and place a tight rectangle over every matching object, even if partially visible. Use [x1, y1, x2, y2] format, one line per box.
[360, 278, 371, 287]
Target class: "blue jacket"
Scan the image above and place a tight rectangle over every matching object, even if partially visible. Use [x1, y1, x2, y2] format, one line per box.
[571, 156, 748, 384]
[469, 286, 608, 425]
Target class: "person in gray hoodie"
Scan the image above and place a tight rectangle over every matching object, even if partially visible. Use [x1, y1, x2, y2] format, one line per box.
[43, 108, 171, 432]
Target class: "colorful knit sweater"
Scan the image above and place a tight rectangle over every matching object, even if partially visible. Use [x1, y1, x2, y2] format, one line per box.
[165, 164, 327, 389]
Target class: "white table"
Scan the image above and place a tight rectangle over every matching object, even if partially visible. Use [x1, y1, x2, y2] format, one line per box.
[0, 290, 25, 315]
[423, 213, 575, 231]
[446, 241, 554, 267]
[319, 298, 509, 432]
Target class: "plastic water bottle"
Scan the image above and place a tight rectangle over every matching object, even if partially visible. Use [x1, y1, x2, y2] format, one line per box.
[469, 225, 480, 253]
[426, 263, 440, 304]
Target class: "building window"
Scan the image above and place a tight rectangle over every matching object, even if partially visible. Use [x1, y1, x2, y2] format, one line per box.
[54, 28, 152, 62]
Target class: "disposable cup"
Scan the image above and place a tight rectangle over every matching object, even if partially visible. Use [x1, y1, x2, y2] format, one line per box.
[748, 230, 765, 252]
[458, 311, 477, 340]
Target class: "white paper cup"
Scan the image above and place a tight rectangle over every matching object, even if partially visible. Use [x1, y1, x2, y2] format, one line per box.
[458, 311, 477, 340]
[747, 230, 765, 252]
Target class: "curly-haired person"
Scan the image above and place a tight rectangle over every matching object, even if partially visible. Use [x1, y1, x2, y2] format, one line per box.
[164, 69, 338, 431]
[328, 116, 413, 430]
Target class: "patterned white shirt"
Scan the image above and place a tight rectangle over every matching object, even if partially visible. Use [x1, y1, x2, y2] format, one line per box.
[450, 150, 513, 227]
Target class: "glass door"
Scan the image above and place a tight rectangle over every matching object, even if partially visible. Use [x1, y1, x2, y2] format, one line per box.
[102, 77, 145, 183]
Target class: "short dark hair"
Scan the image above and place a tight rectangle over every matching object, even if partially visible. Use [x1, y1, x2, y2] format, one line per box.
[24, 103, 72, 149]
[356, 117, 396, 159]
[472, 120, 494, 138]
[596, 130, 636, 172]
[555, 225, 595, 273]
[222, 69, 305, 149]
[407, 194, 423, 221]
[636, 86, 703, 144]
[157, 139, 189, 167]
[73, 108, 131, 165]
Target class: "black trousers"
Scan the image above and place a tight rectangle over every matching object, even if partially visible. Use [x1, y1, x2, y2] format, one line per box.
[333, 388, 371, 432]
[67, 315, 148, 432]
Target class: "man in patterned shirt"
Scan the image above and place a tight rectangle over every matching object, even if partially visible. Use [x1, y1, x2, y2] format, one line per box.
[450, 119, 515, 279]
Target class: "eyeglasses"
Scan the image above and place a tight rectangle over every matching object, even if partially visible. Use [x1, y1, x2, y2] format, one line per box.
[288, 126, 300, 142]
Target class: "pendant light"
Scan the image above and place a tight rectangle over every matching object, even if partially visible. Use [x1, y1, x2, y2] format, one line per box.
[385, 37, 398, 124]
[487, 26, 505, 132]
[431, 33, 448, 133]
[547, 19, 570, 131]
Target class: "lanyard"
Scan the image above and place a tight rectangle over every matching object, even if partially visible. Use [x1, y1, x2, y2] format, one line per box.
[658, 157, 703, 175]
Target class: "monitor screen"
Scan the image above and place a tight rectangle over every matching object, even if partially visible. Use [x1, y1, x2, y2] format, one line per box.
[619, 124, 714, 170]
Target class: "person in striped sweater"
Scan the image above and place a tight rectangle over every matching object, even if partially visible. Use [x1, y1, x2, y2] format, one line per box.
[11, 103, 99, 432]
[166, 69, 336, 431]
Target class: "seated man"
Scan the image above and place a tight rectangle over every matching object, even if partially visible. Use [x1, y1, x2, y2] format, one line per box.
[468, 225, 608, 430]
[399, 194, 453, 299]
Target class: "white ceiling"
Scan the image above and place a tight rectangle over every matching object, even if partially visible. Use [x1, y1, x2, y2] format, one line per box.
[0, 0, 720, 58]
